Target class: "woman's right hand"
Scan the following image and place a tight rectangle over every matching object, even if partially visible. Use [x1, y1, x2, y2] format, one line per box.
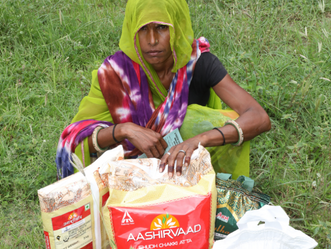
[117, 122, 168, 158]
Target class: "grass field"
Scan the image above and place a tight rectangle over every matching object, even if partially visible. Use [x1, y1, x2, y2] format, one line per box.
[1, 0, 331, 248]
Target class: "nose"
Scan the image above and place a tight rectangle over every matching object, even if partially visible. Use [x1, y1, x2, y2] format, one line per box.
[148, 28, 158, 46]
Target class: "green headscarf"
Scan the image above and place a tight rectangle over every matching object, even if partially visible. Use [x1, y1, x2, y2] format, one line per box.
[119, 0, 194, 102]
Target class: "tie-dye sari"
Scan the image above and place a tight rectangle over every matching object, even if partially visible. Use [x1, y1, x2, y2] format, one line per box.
[56, 38, 211, 178]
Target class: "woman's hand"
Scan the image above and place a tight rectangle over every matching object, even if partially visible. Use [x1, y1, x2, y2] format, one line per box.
[159, 136, 202, 177]
[117, 122, 168, 158]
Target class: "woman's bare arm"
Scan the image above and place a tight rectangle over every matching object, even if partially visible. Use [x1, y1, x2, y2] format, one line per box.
[160, 74, 271, 176]
[205, 74, 271, 145]
[88, 122, 168, 158]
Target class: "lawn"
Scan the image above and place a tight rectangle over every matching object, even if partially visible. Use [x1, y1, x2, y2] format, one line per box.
[0, 0, 330, 248]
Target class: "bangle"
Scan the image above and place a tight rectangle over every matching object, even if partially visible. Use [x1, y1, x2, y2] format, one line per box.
[224, 120, 244, 146]
[112, 124, 120, 144]
[213, 127, 225, 146]
[92, 126, 108, 153]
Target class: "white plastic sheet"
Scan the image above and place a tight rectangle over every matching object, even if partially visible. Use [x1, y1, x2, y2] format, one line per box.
[213, 205, 318, 249]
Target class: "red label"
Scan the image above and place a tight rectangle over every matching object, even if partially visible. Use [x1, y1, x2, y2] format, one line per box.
[102, 192, 110, 207]
[44, 231, 51, 249]
[109, 194, 211, 249]
[81, 241, 93, 249]
[52, 204, 91, 231]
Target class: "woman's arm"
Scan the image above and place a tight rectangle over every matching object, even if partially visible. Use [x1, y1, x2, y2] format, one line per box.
[204, 74, 271, 145]
[89, 122, 168, 158]
[160, 74, 271, 176]
[73, 71, 167, 159]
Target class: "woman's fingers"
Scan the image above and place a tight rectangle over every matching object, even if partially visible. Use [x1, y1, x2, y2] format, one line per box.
[183, 148, 193, 167]
[150, 146, 160, 158]
[144, 148, 154, 158]
[166, 145, 191, 177]
[125, 123, 168, 157]
[153, 134, 168, 158]
[175, 149, 186, 176]
[160, 147, 176, 176]
[159, 151, 171, 173]
[142, 130, 168, 158]
[160, 137, 168, 150]
[159, 138, 200, 177]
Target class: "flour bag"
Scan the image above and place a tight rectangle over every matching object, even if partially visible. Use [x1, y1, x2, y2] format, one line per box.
[102, 145, 217, 249]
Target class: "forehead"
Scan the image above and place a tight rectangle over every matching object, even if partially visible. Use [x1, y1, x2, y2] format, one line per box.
[139, 22, 170, 29]
[143, 23, 164, 27]
[139, 21, 172, 28]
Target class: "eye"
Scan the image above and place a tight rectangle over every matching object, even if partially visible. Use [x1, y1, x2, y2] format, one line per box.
[140, 25, 147, 31]
[157, 25, 168, 30]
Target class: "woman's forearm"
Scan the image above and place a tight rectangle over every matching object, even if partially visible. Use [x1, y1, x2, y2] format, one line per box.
[87, 123, 126, 153]
[87, 122, 168, 158]
[198, 108, 271, 148]
[202, 73, 271, 147]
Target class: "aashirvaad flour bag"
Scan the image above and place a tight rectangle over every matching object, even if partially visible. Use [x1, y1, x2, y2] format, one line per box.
[102, 145, 217, 249]
[38, 146, 124, 249]
[38, 172, 95, 249]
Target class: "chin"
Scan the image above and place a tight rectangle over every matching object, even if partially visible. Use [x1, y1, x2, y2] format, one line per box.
[146, 58, 163, 65]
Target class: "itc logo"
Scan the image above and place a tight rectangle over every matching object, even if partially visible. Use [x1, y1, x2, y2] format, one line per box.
[121, 210, 134, 225]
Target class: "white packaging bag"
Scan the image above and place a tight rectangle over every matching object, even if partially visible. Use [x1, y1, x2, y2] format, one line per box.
[213, 205, 318, 249]
[38, 145, 124, 249]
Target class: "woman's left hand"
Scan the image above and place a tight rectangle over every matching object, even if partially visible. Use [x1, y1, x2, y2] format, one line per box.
[159, 137, 201, 177]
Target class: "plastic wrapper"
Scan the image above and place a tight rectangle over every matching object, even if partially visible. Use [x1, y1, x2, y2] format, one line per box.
[214, 173, 270, 240]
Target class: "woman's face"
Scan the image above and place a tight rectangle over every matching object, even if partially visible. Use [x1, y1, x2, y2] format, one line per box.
[138, 23, 173, 68]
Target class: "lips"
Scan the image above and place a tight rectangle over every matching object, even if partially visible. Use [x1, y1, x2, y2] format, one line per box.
[146, 50, 162, 56]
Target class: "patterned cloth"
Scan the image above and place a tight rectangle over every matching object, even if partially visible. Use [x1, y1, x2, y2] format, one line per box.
[56, 37, 210, 179]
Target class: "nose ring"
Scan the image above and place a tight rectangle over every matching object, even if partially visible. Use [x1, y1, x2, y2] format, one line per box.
[155, 39, 159, 44]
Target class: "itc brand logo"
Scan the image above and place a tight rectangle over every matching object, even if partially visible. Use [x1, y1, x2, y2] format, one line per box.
[68, 212, 78, 220]
[121, 210, 134, 225]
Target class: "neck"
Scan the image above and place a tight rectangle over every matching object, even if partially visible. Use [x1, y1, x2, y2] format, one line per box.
[152, 52, 174, 75]
[152, 53, 175, 90]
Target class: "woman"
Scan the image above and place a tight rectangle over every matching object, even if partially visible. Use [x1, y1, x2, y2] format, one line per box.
[56, 0, 271, 179]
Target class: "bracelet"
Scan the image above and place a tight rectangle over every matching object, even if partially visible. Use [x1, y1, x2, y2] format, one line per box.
[92, 126, 108, 153]
[112, 124, 120, 144]
[213, 127, 225, 146]
[224, 120, 244, 146]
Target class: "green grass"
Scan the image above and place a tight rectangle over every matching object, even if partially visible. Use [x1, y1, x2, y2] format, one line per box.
[1, 0, 331, 247]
